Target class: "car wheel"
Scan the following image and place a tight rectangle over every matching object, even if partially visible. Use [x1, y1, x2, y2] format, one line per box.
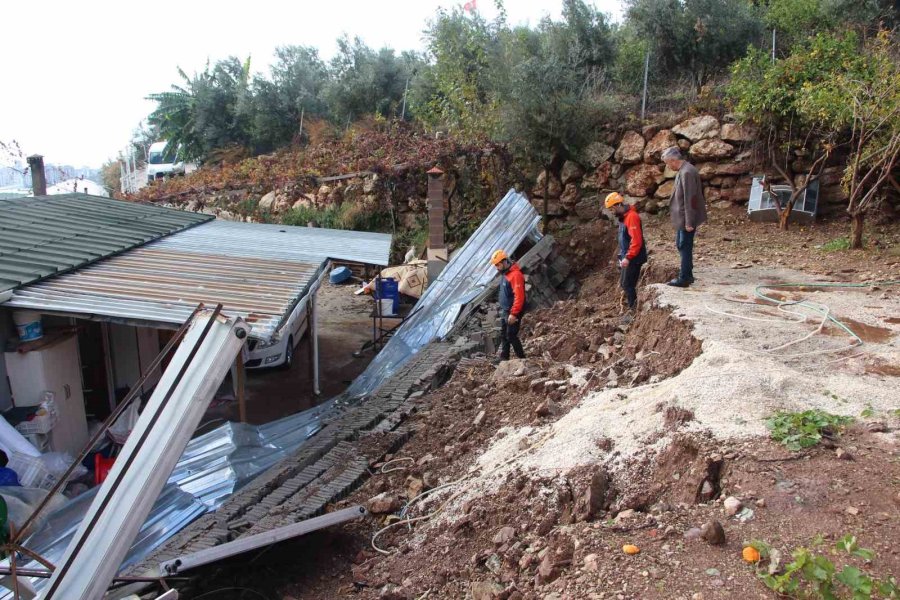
[282, 336, 294, 369]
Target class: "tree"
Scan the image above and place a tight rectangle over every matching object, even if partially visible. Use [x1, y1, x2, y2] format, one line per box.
[147, 57, 252, 161]
[763, 0, 895, 49]
[100, 159, 121, 196]
[250, 45, 328, 151]
[799, 31, 900, 248]
[626, 0, 764, 92]
[728, 32, 862, 229]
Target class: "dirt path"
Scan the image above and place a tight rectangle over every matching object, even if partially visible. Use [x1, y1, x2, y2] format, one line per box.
[196, 212, 899, 600]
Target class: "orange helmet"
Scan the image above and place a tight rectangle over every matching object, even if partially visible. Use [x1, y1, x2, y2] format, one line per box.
[490, 249, 508, 266]
[604, 192, 624, 209]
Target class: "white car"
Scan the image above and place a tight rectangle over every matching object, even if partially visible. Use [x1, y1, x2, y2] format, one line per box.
[243, 302, 309, 370]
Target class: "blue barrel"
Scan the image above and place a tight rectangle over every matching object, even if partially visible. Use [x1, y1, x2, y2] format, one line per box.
[330, 266, 352, 284]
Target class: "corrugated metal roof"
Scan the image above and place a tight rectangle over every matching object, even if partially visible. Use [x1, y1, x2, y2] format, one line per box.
[0, 193, 212, 293]
[3, 219, 392, 340]
[153, 220, 393, 266]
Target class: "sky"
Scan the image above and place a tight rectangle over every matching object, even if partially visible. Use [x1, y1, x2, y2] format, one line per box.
[0, 0, 624, 169]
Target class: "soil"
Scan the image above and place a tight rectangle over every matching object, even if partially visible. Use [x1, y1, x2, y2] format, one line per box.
[186, 210, 900, 599]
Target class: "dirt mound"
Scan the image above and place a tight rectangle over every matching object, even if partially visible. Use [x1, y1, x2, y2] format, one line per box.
[555, 221, 618, 278]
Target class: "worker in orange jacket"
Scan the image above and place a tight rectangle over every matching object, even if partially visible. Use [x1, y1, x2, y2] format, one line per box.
[606, 193, 647, 311]
[490, 249, 526, 361]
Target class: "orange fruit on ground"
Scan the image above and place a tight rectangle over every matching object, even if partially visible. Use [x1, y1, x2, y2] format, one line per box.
[742, 546, 761, 563]
[622, 544, 640, 555]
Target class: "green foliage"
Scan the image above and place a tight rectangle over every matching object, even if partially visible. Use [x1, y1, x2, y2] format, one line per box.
[766, 409, 853, 450]
[280, 202, 391, 232]
[99, 160, 121, 196]
[626, 0, 764, 91]
[821, 237, 851, 252]
[765, 0, 892, 48]
[750, 536, 898, 598]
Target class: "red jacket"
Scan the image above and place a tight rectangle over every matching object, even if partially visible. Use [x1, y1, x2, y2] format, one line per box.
[500, 263, 526, 317]
[620, 206, 646, 261]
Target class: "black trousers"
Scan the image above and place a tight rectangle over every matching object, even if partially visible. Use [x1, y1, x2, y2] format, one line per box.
[619, 260, 644, 309]
[500, 315, 526, 359]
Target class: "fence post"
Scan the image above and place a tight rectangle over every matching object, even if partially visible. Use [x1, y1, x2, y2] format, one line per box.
[640, 49, 650, 121]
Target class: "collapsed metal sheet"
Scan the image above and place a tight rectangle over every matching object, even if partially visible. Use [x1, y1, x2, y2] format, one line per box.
[0, 405, 328, 598]
[346, 189, 540, 398]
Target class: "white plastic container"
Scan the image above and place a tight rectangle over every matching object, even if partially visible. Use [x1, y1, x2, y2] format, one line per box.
[379, 298, 396, 316]
[13, 310, 43, 342]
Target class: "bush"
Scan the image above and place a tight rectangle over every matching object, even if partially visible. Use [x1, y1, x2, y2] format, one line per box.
[766, 409, 853, 450]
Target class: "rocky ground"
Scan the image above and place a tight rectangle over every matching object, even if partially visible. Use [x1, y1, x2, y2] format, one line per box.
[188, 211, 899, 600]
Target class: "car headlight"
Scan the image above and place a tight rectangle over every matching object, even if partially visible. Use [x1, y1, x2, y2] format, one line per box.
[254, 338, 279, 349]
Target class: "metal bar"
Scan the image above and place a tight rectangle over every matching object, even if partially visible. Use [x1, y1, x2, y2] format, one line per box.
[161, 505, 366, 575]
[43, 307, 248, 600]
[236, 355, 246, 423]
[10, 305, 203, 545]
[641, 49, 650, 121]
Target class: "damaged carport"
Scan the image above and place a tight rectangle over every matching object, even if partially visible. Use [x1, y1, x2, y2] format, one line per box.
[0, 190, 557, 598]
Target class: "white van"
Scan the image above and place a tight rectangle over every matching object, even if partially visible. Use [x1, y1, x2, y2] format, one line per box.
[147, 141, 185, 183]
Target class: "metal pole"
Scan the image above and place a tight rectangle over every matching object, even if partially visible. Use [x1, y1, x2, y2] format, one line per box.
[235, 355, 246, 423]
[401, 75, 411, 120]
[298, 107, 305, 141]
[641, 49, 650, 121]
[772, 28, 776, 63]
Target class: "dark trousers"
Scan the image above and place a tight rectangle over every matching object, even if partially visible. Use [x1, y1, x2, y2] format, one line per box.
[500, 316, 525, 360]
[676, 229, 696, 282]
[619, 260, 644, 309]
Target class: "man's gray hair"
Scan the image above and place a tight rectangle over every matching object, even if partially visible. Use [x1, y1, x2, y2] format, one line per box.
[661, 147, 682, 161]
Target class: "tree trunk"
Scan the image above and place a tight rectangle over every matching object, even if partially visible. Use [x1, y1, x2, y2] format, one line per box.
[850, 212, 864, 249]
[777, 204, 792, 231]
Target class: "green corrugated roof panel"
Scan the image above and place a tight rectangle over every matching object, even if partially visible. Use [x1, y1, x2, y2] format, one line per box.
[0, 193, 213, 293]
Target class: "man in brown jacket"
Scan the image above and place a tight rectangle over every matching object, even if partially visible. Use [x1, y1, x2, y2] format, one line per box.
[662, 147, 707, 287]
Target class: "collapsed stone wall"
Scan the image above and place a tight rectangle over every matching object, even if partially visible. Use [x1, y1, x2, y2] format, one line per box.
[531, 114, 854, 226]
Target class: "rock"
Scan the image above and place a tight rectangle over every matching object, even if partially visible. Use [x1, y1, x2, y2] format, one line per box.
[574, 196, 600, 220]
[292, 197, 313, 210]
[615, 131, 646, 165]
[700, 520, 726, 545]
[536, 553, 559, 583]
[474, 410, 486, 427]
[535, 402, 552, 418]
[614, 509, 637, 523]
[672, 115, 720, 142]
[720, 122, 757, 143]
[363, 174, 379, 194]
[684, 527, 703, 540]
[698, 479, 716, 502]
[583, 553, 600, 572]
[689, 139, 735, 161]
[583, 141, 616, 167]
[577, 469, 610, 521]
[406, 475, 424, 499]
[561, 160, 585, 185]
[493, 526, 516, 545]
[755, 498, 766, 508]
[560, 183, 580, 206]
[835, 447, 852, 460]
[677, 138, 692, 151]
[471, 580, 504, 600]
[655, 179, 675, 199]
[367, 492, 400, 514]
[723, 496, 743, 516]
[624, 164, 663, 197]
[644, 130, 678, 163]
[258, 191, 276, 212]
[533, 170, 563, 198]
[642, 123, 661, 140]
[846, 506, 860, 516]
[582, 162, 612, 190]
[715, 161, 753, 176]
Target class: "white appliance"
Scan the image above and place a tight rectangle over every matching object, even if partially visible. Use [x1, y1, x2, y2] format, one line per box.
[4, 333, 89, 456]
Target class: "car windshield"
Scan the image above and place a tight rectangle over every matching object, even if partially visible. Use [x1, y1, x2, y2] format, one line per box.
[148, 146, 177, 164]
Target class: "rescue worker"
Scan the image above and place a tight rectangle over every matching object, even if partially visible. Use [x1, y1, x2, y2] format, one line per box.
[661, 146, 707, 287]
[605, 192, 647, 311]
[490, 249, 526, 361]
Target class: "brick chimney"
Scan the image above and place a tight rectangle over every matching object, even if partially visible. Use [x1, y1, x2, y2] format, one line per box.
[426, 166, 448, 281]
[27, 155, 47, 196]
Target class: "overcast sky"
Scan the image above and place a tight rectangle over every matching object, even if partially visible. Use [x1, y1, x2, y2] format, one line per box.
[0, 0, 623, 168]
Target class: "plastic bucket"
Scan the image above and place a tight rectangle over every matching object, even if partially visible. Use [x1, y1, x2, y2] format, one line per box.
[379, 298, 396, 316]
[376, 279, 399, 314]
[13, 310, 42, 342]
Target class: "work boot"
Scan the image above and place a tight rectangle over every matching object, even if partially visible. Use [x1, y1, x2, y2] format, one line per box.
[666, 278, 690, 288]
[620, 312, 634, 326]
